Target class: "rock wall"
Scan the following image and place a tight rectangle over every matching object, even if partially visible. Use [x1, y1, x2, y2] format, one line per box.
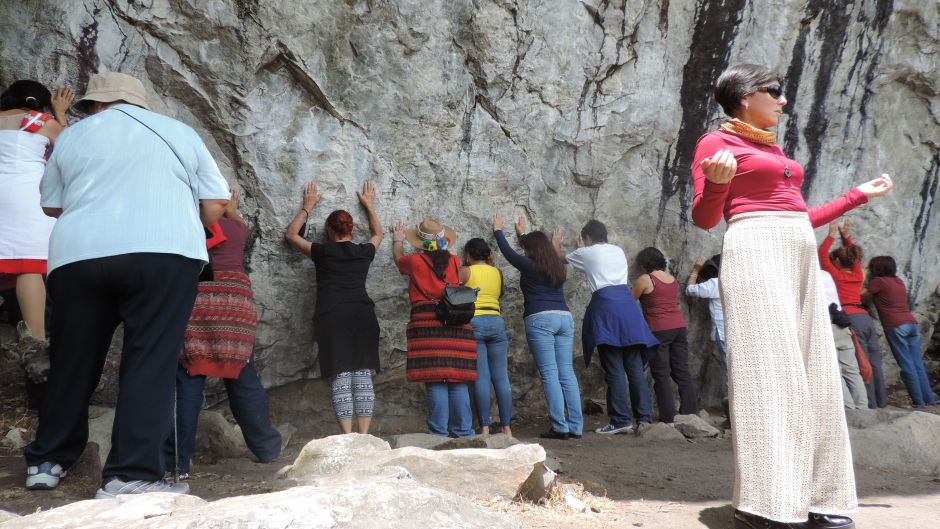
[1, 1, 937, 426]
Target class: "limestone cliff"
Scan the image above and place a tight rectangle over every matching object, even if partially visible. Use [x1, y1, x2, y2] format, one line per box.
[1, 0, 937, 427]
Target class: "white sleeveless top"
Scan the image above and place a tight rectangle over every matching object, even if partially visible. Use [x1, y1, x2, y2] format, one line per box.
[0, 130, 55, 259]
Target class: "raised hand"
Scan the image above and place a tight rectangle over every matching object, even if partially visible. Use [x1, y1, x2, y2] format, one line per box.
[493, 213, 504, 231]
[828, 221, 839, 238]
[302, 181, 321, 211]
[693, 258, 706, 270]
[393, 221, 407, 242]
[225, 188, 240, 215]
[514, 215, 527, 237]
[857, 174, 893, 199]
[51, 86, 74, 117]
[839, 218, 852, 238]
[552, 227, 563, 248]
[357, 180, 376, 210]
[701, 149, 738, 184]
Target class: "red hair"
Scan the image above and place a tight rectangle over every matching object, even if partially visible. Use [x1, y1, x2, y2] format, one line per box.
[325, 210, 354, 241]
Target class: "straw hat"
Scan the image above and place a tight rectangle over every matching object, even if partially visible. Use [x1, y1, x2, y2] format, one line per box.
[405, 218, 457, 251]
[74, 72, 149, 113]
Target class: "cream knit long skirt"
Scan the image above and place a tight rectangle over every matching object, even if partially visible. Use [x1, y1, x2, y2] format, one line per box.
[719, 212, 857, 523]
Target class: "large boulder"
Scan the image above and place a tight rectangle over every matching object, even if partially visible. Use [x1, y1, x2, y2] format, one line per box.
[281, 433, 554, 501]
[1, 468, 520, 529]
[194, 410, 251, 461]
[848, 410, 940, 475]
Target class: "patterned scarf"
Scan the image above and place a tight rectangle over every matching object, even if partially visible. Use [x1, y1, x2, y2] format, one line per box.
[720, 118, 776, 146]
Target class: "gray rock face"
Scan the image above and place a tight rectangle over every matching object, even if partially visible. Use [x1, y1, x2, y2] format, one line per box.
[0, 1, 937, 427]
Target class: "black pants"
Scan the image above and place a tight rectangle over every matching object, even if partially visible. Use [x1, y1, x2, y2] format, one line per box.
[648, 327, 698, 423]
[25, 253, 200, 484]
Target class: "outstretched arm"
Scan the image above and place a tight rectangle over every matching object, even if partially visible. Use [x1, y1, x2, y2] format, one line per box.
[687, 258, 705, 286]
[392, 222, 407, 265]
[285, 181, 320, 258]
[357, 180, 384, 248]
[808, 175, 892, 228]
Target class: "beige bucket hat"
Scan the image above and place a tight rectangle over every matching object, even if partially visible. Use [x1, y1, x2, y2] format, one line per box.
[75, 72, 149, 113]
[405, 218, 457, 251]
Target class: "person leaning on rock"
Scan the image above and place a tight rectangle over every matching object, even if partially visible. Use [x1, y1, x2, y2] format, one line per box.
[24, 71, 230, 499]
[285, 180, 384, 435]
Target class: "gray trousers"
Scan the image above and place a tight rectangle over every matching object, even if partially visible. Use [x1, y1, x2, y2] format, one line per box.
[832, 325, 868, 409]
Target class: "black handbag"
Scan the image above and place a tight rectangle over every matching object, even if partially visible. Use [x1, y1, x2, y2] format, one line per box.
[416, 256, 478, 326]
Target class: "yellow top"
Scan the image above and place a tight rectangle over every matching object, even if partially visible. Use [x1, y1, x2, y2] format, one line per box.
[465, 264, 502, 316]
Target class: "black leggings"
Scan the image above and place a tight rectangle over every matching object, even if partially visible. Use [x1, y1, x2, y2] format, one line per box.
[648, 327, 698, 422]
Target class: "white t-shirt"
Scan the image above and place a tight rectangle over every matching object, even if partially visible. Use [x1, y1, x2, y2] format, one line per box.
[819, 270, 842, 310]
[565, 243, 629, 292]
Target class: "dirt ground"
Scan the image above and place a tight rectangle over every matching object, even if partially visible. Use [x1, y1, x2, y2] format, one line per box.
[2, 410, 939, 528]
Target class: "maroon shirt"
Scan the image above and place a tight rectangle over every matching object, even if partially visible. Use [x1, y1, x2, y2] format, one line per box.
[867, 276, 917, 331]
[209, 218, 248, 272]
[639, 274, 686, 332]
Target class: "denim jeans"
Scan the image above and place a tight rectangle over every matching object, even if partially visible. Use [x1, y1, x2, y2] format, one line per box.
[884, 323, 936, 406]
[471, 315, 513, 427]
[164, 357, 282, 473]
[524, 311, 583, 435]
[598, 344, 652, 426]
[425, 382, 473, 437]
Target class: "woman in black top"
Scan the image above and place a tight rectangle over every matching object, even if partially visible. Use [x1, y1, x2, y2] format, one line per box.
[286, 181, 384, 434]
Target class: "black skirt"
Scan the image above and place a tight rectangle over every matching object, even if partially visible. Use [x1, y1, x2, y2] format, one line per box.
[313, 301, 381, 378]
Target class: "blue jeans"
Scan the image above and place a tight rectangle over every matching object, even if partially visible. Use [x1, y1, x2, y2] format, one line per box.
[471, 316, 512, 427]
[164, 357, 282, 473]
[599, 344, 652, 426]
[884, 323, 936, 406]
[426, 382, 473, 437]
[525, 312, 583, 435]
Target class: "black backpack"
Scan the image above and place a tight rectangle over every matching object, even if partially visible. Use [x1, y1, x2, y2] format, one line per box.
[415, 256, 478, 326]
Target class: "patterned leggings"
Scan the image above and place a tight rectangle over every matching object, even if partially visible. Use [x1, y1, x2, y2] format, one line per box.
[331, 370, 375, 420]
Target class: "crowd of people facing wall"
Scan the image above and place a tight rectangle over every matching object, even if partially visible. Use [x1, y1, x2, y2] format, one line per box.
[1, 63, 936, 529]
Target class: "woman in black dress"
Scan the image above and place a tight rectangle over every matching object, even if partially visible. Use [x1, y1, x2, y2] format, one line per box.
[286, 181, 384, 434]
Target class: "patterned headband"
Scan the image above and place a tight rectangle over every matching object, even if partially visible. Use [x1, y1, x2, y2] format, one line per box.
[417, 224, 449, 251]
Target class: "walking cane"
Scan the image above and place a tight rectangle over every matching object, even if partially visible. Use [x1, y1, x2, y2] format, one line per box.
[173, 386, 179, 484]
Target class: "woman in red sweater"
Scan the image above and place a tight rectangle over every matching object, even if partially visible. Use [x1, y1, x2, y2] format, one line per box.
[819, 220, 886, 408]
[691, 63, 893, 529]
[866, 256, 936, 407]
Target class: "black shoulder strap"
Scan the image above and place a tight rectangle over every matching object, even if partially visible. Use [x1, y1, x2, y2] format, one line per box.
[113, 107, 199, 210]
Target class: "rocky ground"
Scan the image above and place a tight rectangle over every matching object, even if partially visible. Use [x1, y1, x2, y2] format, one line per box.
[2, 409, 939, 528]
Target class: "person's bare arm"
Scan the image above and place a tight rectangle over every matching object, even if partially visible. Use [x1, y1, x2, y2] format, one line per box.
[224, 188, 245, 224]
[688, 258, 705, 286]
[200, 199, 228, 227]
[357, 180, 384, 247]
[285, 181, 321, 258]
[392, 222, 407, 264]
[632, 274, 653, 299]
[50, 86, 74, 127]
[458, 266, 471, 284]
[42, 207, 62, 218]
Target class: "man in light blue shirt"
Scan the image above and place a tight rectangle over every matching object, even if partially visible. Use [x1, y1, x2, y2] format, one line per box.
[25, 72, 229, 499]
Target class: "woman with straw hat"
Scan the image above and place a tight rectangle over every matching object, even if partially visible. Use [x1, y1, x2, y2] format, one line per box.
[392, 218, 476, 437]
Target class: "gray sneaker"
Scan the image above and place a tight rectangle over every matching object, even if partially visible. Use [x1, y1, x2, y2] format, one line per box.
[95, 478, 191, 499]
[26, 462, 66, 490]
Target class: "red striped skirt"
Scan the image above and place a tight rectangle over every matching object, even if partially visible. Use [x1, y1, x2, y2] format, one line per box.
[406, 303, 477, 383]
[180, 271, 257, 378]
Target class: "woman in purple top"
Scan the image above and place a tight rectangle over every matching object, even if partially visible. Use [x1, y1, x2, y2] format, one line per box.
[865, 256, 936, 407]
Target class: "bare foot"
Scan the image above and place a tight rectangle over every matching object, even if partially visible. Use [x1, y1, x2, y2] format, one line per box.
[480, 426, 490, 435]
[501, 426, 512, 438]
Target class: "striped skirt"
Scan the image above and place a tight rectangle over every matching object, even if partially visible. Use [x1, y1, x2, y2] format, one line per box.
[180, 271, 258, 379]
[720, 211, 856, 523]
[405, 303, 477, 383]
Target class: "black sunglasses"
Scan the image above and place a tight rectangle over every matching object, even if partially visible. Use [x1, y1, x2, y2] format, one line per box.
[755, 84, 783, 99]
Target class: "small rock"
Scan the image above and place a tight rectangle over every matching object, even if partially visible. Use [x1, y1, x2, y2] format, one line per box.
[516, 462, 556, 502]
[564, 493, 587, 513]
[385, 432, 451, 450]
[435, 433, 520, 450]
[637, 422, 686, 441]
[2, 427, 30, 450]
[195, 410, 249, 460]
[583, 398, 607, 415]
[276, 423, 296, 451]
[673, 414, 721, 438]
